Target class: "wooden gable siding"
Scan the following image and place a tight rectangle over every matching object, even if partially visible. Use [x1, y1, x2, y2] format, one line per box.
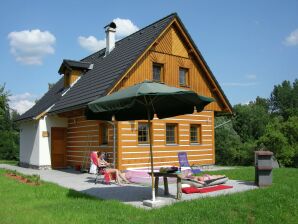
[113, 25, 222, 112]
[109, 24, 218, 170]
[117, 111, 214, 170]
[64, 111, 116, 168]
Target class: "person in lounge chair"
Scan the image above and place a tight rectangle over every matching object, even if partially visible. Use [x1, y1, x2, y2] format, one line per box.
[187, 174, 226, 185]
[97, 151, 131, 185]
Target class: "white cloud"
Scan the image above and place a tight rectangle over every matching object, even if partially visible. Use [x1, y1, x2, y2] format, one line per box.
[9, 92, 37, 114]
[78, 18, 139, 52]
[245, 74, 257, 80]
[222, 82, 258, 87]
[78, 36, 106, 52]
[8, 29, 56, 65]
[284, 29, 298, 46]
[112, 18, 139, 38]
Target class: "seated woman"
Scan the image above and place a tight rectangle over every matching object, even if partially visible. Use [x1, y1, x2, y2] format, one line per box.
[97, 151, 131, 185]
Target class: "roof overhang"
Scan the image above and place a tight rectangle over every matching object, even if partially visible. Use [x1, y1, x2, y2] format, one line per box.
[58, 59, 93, 75]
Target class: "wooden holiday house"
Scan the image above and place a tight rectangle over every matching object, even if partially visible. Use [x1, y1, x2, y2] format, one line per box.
[17, 13, 232, 170]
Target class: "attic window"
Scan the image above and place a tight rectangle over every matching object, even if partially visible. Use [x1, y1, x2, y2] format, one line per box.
[58, 59, 93, 88]
[153, 63, 164, 82]
[179, 67, 189, 87]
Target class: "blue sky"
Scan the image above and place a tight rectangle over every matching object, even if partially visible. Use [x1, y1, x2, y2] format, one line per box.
[1, 0, 297, 114]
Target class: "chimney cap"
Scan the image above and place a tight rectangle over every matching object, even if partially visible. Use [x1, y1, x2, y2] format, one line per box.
[104, 22, 117, 29]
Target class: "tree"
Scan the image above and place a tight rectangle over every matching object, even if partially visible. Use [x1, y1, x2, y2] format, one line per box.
[233, 99, 270, 142]
[258, 117, 296, 166]
[0, 84, 19, 160]
[270, 79, 298, 119]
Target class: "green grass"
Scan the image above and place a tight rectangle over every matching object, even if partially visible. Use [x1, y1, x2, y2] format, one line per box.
[0, 160, 18, 165]
[0, 167, 297, 224]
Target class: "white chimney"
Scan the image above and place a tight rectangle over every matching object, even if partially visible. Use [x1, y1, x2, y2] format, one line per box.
[105, 22, 117, 56]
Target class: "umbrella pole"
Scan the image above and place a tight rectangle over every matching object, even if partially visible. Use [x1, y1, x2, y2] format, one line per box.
[147, 109, 155, 202]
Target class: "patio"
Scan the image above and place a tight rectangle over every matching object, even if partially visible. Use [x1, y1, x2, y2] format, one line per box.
[0, 164, 258, 209]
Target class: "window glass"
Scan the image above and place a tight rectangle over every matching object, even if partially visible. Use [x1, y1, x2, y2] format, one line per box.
[179, 68, 188, 86]
[153, 63, 163, 82]
[101, 124, 108, 145]
[138, 123, 149, 144]
[190, 124, 201, 144]
[166, 124, 177, 144]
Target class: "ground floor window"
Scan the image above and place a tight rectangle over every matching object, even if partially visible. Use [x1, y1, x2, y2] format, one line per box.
[101, 124, 108, 145]
[190, 124, 201, 144]
[138, 122, 149, 144]
[166, 123, 178, 144]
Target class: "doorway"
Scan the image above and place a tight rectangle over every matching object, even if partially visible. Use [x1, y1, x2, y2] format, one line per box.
[51, 127, 67, 169]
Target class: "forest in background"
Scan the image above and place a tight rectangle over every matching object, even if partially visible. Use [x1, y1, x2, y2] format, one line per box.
[1, 80, 297, 167]
[216, 79, 298, 167]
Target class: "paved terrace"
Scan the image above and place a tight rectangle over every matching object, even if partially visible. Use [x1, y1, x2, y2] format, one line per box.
[0, 164, 258, 209]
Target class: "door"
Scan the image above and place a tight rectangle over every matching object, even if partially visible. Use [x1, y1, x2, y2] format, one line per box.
[51, 127, 67, 169]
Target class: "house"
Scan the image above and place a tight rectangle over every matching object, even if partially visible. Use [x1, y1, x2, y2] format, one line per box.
[16, 13, 232, 170]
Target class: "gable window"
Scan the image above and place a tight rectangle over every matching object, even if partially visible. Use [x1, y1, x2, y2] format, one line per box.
[166, 123, 178, 144]
[153, 63, 164, 82]
[190, 124, 201, 144]
[179, 67, 189, 86]
[138, 122, 149, 144]
[101, 124, 108, 145]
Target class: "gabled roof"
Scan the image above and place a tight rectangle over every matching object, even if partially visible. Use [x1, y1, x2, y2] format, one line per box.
[58, 59, 93, 74]
[16, 78, 64, 121]
[16, 13, 176, 121]
[49, 13, 176, 114]
[16, 12, 232, 122]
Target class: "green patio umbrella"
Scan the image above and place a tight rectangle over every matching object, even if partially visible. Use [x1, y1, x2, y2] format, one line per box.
[86, 81, 214, 201]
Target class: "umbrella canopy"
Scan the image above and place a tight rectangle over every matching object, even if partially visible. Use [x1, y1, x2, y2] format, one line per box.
[86, 81, 214, 202]
[86, 81, 214, 121]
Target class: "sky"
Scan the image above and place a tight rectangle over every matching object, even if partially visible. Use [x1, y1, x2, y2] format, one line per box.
[0, 0, 297, 114]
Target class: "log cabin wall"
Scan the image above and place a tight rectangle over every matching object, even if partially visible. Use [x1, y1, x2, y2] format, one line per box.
[118, 111, 214, 170]
[65, 110, 116, 168]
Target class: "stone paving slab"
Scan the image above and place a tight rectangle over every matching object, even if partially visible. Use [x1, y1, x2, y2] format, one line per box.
[0, 164, 258, 209]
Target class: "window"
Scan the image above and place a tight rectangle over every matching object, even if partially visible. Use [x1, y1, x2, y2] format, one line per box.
[101, 124, 108, 145]
[138, 122, 149, 144]
[166, 123, 178, 144]
[153, 63, 164, 82]
[190, 124, 201, 144]
[179, 67, 189, 86]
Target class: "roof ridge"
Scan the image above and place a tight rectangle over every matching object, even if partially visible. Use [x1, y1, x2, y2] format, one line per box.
[80, 12, 177, 61]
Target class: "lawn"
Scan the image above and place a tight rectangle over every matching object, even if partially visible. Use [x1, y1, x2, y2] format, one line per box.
[0, 167, 297, 224]
[0, 160, 18, 165]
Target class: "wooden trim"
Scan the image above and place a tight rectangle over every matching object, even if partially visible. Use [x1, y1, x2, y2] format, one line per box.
[172, 19, 232, 113]
[107, 20, 175, 94]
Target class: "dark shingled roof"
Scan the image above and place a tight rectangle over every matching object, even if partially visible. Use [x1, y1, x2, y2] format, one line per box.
[16, 12, 232, 121]
[58, 59, 93, 74]
[49, 13, 176, 114]
[16, 13, 176, 121]
[16, 78, 65, 121]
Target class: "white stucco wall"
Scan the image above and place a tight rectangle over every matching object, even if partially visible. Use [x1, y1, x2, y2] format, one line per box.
[20, 120, 40, 166]
[19, 115, 67, 168]
[39, 115, 68, 166]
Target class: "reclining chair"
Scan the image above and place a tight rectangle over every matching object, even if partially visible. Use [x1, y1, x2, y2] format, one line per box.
[90, 151, 110, 184]
[178, 152, 202, 175]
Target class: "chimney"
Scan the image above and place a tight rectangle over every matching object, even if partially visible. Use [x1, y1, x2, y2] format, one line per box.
[104, 22, 117, 56]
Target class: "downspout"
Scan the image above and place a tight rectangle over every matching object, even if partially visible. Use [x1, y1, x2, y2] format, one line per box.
[106, 119, 116, 169]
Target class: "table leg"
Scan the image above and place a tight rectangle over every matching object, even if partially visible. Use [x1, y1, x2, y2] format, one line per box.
[163, 177, 169, 195]
[154, 176, 159, 197]
[177, 177, 182, 200]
